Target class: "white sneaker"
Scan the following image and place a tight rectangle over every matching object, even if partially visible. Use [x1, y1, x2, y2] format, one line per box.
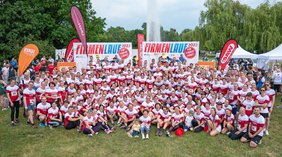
[259, 139, 262, 145]
[265, 130, 269, 136]
[1, 108, 7, 111]
[142, 134, 145, 139]
[146, 134, 149, 139]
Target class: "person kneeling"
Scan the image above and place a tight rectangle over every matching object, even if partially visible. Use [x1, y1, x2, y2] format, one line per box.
[240, 107, 265, 148]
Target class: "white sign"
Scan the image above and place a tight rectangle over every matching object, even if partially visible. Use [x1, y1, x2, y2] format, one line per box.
[141, 41, 199, 65]
[55, 49, 66, 60]
[73, 42, 133, 69]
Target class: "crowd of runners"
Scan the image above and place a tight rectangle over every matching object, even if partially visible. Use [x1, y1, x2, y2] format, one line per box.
[0, 56, 281, 148]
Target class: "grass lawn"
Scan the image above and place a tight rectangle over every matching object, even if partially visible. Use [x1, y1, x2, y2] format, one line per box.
[0, 97, 282, 157]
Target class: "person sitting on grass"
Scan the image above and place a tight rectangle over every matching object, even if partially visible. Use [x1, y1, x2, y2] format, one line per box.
[221, 108, 235, 134]
[106, 101, 117, 126]
[36, 96, 51, 127]
[47, 102, 62, 128]
[139, 109, 151, 139]
[156, 107, 172, 136]
[151, 103, 163, 126]
[81, 109, 97, 137]
[240, 106, 265, 148]
[96, 106, 113, 134]
[192, 106, 206, 133]
[120, 103, 138, 131]
[167, 106, 184, 137]
[64, 106, 81, 130]
[207, 108, 221, 136]
[127, 120, 141, 138]
[183, 110, 194, 132]
[229, 107, 249, 140]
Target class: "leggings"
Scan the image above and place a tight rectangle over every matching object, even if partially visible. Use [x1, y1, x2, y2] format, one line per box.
[83, 123, 103, 134]
[65, 120, 80, 130]
[10, 101, 20, 122]
[192, 119, 204, 133]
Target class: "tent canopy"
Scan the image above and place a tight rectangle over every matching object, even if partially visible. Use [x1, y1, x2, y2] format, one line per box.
[232, 45, 258, 59]
[260, 44, 282, 60]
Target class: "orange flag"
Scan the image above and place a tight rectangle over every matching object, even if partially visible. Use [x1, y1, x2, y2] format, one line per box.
[18, 44, 39, 77]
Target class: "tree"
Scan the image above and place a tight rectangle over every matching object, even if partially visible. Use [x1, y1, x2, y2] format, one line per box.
[0, 0, 106, 60]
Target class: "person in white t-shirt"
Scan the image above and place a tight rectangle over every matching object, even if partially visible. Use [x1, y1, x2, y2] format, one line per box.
[156, 107, 172, 136]
[184, 110, 194, 132]
[272, 69, 282, 92]
[241, 106, 265, 148]
[47, 102, 62, 128]
[139, 109, 151, 139]
[229, 107, 249, 140]
[207, 108, 221, 136]
[255, 88, 270, 135]
[36, 96, 51, 127]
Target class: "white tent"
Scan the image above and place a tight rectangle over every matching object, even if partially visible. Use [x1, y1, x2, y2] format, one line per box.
[232, 45, 258, 59]
[260, 44, 282, 60]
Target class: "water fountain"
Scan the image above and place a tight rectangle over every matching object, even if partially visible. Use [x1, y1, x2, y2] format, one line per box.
[146, 0, 161, 41]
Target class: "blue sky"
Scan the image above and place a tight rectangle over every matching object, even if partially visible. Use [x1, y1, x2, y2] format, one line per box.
[91, 0, 280, 32]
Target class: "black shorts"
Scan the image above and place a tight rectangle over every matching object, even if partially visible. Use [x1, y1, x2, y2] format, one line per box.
[273, 84, 281, 92]
[228, 129, 245, 140]
[260, 113, 269, 118]
[242, 133, 263, 144]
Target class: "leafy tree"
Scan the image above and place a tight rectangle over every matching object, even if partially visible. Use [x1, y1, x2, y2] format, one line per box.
[0, 0, 106, 61]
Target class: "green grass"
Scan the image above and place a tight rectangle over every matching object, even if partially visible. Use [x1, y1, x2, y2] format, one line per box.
[1, 97, 282, 157]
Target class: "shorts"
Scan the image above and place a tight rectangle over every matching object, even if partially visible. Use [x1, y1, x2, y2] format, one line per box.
[231, 104, 240, 115]
[273, 84, 281, 92]
[242, 133, 263, 144]
[260, 113, 269, 118]
[228, 129, 245, 140]
[216, 126, 222, 133]
[27, 104, 35, 111]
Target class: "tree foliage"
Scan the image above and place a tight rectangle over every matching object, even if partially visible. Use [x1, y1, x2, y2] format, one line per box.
[1, 0, 281, 59]
[181, 0, 282, 53]
[0, 0, 106, 60]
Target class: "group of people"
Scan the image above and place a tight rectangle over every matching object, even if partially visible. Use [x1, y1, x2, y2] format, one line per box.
[1, 56, 281, 148]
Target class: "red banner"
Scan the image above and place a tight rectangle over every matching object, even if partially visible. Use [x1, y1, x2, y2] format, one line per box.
[219, 39, 238, 69]
[137, 34, 144, 66]
[65, 38, 80, 62]
[71, 6, 87, 56]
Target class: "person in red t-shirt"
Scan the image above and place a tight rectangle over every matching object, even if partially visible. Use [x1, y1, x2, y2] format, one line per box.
[23, 81, 36, 128]
[34, 63, 41, 74]
[47, 62, 55, 75]
[6, 79, 20, 127]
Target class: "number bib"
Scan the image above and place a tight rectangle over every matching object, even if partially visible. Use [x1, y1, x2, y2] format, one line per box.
[11, 91, 17, 96]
